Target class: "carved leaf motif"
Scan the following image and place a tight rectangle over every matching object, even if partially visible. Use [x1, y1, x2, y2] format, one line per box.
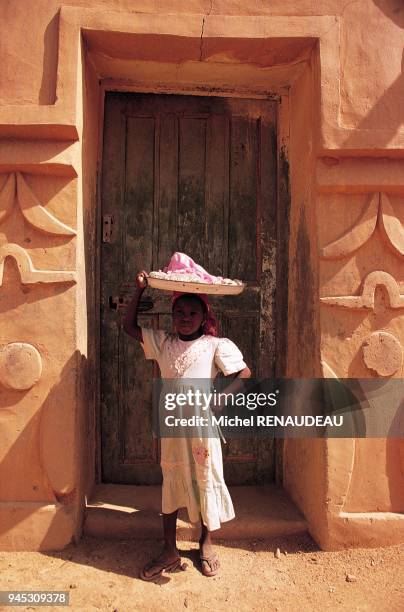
[320, 271, 404, 310]
[16, 172, 76, 236]
[379, 193, 404, 257]
[0, 243, 76, 286]
[0, 173, 16, 224]
[320, 193, 378, 259]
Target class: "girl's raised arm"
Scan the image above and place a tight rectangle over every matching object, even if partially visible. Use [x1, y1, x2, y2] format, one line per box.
[123, 271, 148, 342]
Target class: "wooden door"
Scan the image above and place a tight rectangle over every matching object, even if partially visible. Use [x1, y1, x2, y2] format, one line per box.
[100, 92, 277, 484]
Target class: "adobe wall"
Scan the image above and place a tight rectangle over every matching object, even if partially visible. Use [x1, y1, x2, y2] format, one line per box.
[0, 1, 403, 550]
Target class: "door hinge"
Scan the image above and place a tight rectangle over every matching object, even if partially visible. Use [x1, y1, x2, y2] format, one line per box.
[102, 214, 114, 243]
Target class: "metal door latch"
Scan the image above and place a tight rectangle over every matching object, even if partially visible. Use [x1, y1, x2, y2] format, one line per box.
[102, 214, 114, 243]
[109, 296, 154, 311]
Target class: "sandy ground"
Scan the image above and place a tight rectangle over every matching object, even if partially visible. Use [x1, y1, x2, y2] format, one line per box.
[0, 533, 403, 612]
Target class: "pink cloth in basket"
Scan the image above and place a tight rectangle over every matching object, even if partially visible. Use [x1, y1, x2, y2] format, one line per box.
[164, 252, 218, 283]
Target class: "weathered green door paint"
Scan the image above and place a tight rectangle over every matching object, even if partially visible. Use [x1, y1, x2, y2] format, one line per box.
[100, 92, 277, 484]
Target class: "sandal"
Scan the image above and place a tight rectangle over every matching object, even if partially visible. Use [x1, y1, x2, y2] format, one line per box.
[200, 552, 220, 577]
[140, 556, 182, 581]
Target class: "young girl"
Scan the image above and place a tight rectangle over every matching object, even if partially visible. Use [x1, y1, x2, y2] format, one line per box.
[124, 271, 251, 580]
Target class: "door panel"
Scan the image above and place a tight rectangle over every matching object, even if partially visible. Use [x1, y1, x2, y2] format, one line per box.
[100, 92, 277, 484]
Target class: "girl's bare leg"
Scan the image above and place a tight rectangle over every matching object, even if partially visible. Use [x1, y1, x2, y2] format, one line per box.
[199, 519, 220, 575]
[163, 509, 179, 554]
[141, 510, 179, 578]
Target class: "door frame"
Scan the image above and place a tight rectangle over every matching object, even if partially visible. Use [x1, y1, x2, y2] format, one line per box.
[94, 81, 291, 487]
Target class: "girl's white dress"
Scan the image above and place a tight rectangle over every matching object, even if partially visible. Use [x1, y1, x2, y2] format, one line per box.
[141, 328, 247, 531]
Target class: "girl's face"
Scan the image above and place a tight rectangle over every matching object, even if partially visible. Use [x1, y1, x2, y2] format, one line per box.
[172, 297, 205, 338]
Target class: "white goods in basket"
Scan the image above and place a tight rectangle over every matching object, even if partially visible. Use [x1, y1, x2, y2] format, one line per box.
[149, 270, 243, 286]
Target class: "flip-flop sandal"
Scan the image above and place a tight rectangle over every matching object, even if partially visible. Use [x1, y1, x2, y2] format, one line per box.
[200, 553, 220, 577]
[140, 556, 182, 581]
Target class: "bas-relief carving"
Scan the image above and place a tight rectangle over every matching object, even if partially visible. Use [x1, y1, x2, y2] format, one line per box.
[321, 360, 404, 530]
[323, 332, 404, 378]
[0, 172, 76, 236]
[362, 331, 403, 377]
[0, 172, 77, 286]
[321, 193, 379, 259]
[321, 193, 404, 259]
[321, 360, 356, 515]
[0, 171, 77, 498]
[379, 193, 404, 258]
[0, 173, 15, 223]
[0, 244, 76, 286]
[16, 173, 76, 236]
[321, 272, 404, 377]
[320, 271, 404, 310]
[320, 191, 404, 380]
[0, 342, 42, 390]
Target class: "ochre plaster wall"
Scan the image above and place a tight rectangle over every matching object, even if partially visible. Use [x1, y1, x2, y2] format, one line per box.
[2, 1, 403, 141]
[0, 1, 403, 550]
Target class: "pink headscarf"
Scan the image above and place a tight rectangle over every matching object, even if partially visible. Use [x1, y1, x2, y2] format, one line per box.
[171, 292, 218, 337]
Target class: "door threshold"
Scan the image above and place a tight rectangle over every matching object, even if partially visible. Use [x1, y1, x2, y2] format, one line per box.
[84, 483, 307, 541]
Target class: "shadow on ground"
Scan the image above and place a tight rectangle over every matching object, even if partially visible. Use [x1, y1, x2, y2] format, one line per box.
[41, 532, 319, 583]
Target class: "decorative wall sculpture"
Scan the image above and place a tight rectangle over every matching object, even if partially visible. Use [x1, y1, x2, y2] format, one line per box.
[0, 342, 42, 390]
[321, 193, 404, 259]
[0, 172, 76, 236]
[320, 271, 404, 310]
[379, 193, 404, 258]
[0, 173, 15, 223]
[0, 243, 76, 285]
[0, 171, 77, 286]
[319, 190, 404, 380]
[361, 331, 403, 377]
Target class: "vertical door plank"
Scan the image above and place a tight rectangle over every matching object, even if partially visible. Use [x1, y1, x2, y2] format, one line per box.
[221, 312, 259, 483]
[228, 116, 258, 280]
[178, 117, 206, 265]
[259, 117, 277, 378]
[125, 116, 155, 275]
[122, 315, 156, 466]
[205, 114, 229, 277]
[100, 95, 126, 482]
[158, 113, 179, 269]
[121, 116, 159, 480]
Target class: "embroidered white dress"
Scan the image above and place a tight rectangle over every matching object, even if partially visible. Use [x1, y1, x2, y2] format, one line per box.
[141, 328, 247, 531]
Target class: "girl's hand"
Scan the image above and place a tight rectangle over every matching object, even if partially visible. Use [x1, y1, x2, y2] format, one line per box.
[135, 271, 148, 289]
[209, 393, 228, 414]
